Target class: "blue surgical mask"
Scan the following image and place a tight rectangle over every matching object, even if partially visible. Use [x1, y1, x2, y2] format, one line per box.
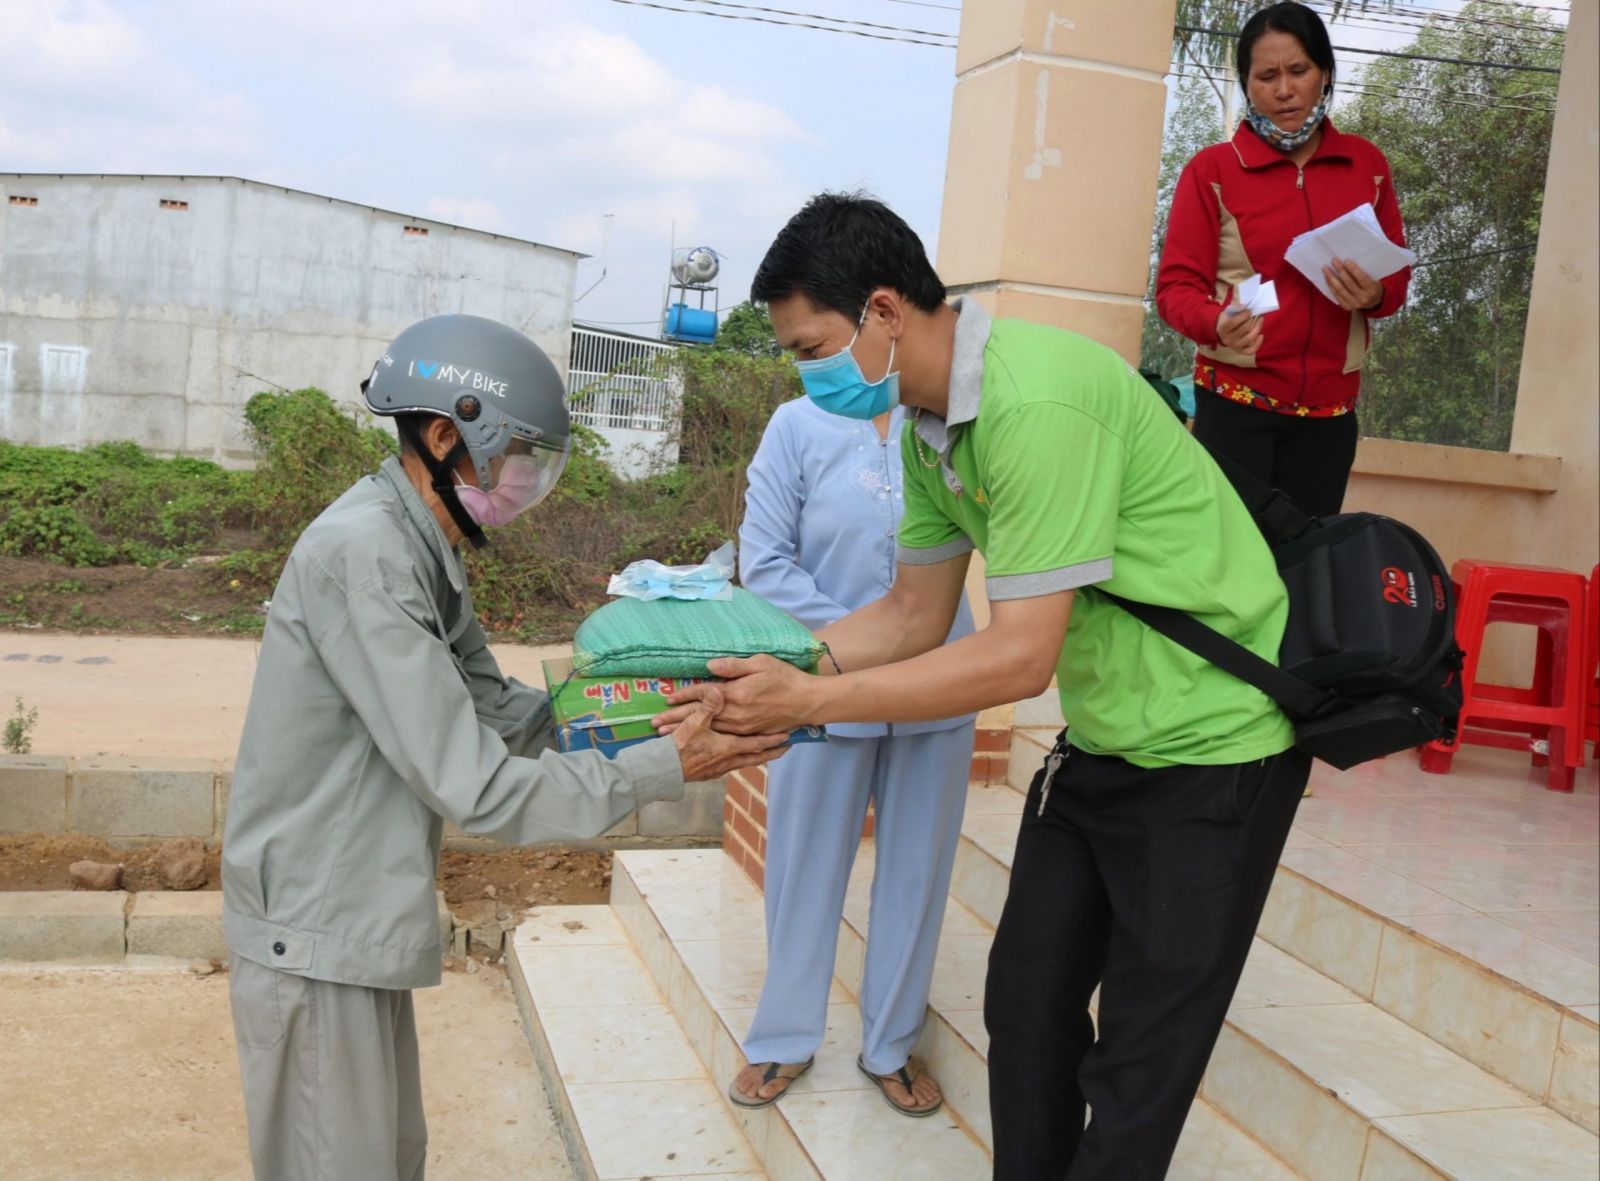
[794, 306, 899, 420]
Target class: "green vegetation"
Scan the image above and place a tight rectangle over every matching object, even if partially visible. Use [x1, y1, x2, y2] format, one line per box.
[4, 698, 38, 755]
[1, 348, 801, 642]
[1339, 1, 1563, 450]
[715, 301, 783, 358]
[0, 439, 250, 567]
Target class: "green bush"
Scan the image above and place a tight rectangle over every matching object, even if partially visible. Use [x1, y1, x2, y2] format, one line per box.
[243, 388, 397, 549]
[1, 355, 803, 642]
[0, 438, 247, 567]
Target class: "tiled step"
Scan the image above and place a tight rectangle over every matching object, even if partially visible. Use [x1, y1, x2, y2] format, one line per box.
[967, 741, 1600, 1136]
[863, 821, 1600, 1180]
[1260, 751, 1598, 1131]
[608, 849, 995, 1179]
[594, 844, 1303, 1178]
[947, 774, 1599, 1177]
[836, 839, 1306, 1179]
[506, 904, 767, 1181]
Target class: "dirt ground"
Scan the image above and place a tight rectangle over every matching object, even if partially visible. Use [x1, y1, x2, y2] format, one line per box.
[0, 833, 613, 913]
[0, 962, 574, 1181]
[0, 555, 587, 642]
[0, 556, 268, 638]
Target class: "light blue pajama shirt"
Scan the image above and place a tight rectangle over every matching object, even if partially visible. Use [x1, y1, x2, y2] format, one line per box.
[738, 397, 977, 1075]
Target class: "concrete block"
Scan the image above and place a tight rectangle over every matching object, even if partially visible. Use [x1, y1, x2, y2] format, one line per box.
[437, 890, 452, 957]
[0, 754, 69, 832]
[0, 891, 127, 961]
[127, 891, 226, 960]
[214, 769, 232, 840]
[603, 813, 638, 838]
[72, 757, 215, 838]
[638, 779, 725, 839]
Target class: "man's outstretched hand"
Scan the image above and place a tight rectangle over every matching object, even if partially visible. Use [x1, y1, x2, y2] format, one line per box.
[669, 685, 792, 780]
[654, 654, 821, 737]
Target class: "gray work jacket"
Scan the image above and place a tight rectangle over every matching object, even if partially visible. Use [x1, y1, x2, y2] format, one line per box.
[222, 458, 685, 990]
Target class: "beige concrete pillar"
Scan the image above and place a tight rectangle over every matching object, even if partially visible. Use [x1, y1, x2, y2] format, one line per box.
[940, 1, 1177, 628]
[1505, 0, 1598, 575]
[937, 0, 1177, 364]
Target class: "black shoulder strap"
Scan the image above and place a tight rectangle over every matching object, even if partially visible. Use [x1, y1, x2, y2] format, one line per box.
[1099, 590, 1335, 720]
[1203, 448, 1318, 546]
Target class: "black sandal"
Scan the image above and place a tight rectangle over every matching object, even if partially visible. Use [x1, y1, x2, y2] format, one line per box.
[727, 1057, 814, 1109]
[857, 1053, 944, 1117]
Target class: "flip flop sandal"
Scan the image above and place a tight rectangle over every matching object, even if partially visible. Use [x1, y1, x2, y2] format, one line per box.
[857, 1053, 944, 1118]
[727, 1058, 814, 1109]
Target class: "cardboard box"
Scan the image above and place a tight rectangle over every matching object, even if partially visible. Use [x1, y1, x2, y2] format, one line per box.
[542, 657, 826, 758]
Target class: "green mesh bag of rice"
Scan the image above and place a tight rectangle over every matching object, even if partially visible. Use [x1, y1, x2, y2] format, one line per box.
[572, 588, 824, 678]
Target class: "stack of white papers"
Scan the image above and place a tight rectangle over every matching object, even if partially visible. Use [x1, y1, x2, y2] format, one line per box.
[1228, 273, 1279, 317]
[1284, 203, 1417, 304]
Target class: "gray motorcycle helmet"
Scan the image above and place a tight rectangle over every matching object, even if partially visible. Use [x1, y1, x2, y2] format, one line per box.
[362, 314, 571, 545]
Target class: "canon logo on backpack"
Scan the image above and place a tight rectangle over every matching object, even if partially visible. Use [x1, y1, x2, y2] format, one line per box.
[1382, 566, 1419, 608]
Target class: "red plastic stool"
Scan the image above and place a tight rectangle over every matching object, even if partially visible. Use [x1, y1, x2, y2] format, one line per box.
[1585, 564, 1599, 761]
[1419, 559, 1588, 791]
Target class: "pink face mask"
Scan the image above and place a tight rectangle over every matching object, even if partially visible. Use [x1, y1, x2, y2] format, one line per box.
[453, 450, 564, 528]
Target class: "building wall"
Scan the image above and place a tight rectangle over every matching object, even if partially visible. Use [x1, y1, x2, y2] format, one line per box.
[0, 175, 579, 464]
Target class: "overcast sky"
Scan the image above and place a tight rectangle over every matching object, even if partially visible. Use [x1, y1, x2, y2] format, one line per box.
[0, 1, 1569, 332]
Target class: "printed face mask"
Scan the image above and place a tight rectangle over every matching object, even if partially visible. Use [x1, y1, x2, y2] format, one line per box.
[1245, 88, 1331, 152]
[793, 305, 900, 420]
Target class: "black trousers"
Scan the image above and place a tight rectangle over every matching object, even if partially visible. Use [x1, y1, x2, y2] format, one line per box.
[985, 739, 1312, 1181]
[1192, 392, 1359, 519]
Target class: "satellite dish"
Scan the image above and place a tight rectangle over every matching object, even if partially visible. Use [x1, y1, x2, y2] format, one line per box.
[671, 246, 720, 287]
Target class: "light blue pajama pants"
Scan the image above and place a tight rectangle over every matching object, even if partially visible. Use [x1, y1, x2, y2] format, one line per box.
[741, 724, 975, 1076]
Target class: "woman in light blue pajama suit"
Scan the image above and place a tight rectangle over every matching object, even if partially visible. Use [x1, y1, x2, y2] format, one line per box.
[729, 396, 976, 1117]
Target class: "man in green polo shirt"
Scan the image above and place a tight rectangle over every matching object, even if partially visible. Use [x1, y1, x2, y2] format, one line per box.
[656, 193, 1312, 1179]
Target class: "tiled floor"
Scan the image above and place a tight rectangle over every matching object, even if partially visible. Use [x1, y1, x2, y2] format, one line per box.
[1007, 720, 1598, 1017]
[1298, 744, 1598, 1013]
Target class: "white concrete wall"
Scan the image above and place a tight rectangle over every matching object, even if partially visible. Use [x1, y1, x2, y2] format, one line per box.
[0, 175, 579, 464]
[593, 426, 680, 481]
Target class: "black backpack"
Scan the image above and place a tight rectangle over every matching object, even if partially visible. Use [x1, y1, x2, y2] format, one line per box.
[1103, 456, 1464, 770]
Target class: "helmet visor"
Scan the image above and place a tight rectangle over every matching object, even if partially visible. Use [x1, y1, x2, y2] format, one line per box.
[457, 434, 569, 528]
[487, 434, 569, 523]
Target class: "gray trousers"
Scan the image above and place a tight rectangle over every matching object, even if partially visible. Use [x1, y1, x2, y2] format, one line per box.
[229, 955, 427, 1181]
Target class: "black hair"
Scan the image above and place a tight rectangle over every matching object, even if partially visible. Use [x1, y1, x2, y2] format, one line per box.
[750, 191, 947, 319]
[391, 411, 438, 456]
[1237, 2, 1335, 96]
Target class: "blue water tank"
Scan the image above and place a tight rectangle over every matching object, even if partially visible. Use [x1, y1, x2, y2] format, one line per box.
[665, 303, 718, 344]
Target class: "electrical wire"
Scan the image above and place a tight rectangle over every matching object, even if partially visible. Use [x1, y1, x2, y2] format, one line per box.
[607, 0, 955, 46]
[1171, 60, 1556, 114]
[672, 0, 954, 39]
[1174, 22, 1562, 73]
[879, 0, 960, 11]
[1320, 9, 1562, 52]
[1411, 241, 1539, 268]
[1320, 2, 1566, 39]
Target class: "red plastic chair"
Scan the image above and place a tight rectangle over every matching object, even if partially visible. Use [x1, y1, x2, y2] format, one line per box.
[1586, 564, 1599, 762]
[1419, 559, 1588, 791]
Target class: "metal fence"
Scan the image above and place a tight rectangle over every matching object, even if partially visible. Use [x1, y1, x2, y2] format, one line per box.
[567, 325, 681, 432]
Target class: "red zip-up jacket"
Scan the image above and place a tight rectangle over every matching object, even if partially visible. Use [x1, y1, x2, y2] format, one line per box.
[1157, 118, 1410, 410]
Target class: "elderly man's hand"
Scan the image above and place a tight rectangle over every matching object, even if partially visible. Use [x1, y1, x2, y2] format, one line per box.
[669, 698, 791, 781]
[654, 654, 821, 737]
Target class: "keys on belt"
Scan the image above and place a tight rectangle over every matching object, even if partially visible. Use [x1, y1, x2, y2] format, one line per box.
[1037, 730, 1070, 817]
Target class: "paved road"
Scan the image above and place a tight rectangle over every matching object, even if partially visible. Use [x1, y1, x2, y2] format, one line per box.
[0, 632, 567, 762]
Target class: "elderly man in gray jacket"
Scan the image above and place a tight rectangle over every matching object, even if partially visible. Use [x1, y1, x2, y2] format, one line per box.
[222, 314, 788, 1181]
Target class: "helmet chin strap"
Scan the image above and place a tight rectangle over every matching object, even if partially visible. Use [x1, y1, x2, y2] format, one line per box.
[400, 418, 489, 550]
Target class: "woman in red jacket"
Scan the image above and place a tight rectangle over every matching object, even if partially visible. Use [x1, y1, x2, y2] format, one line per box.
[1157, 1, 1410, 517]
